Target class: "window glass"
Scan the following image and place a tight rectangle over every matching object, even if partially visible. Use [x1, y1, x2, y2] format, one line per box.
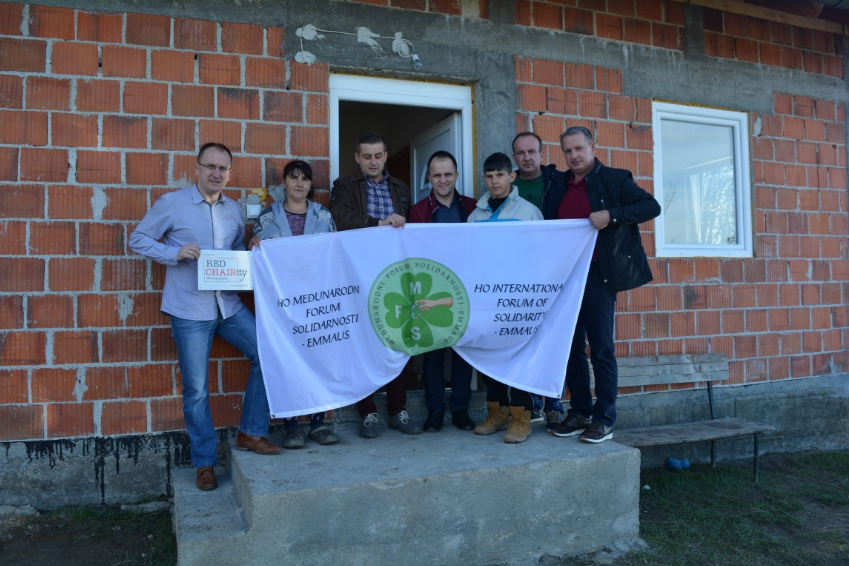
[653, 103, 752, 258]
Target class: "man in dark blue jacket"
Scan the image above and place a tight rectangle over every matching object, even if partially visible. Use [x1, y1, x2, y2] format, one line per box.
[545, 126, 660, 443]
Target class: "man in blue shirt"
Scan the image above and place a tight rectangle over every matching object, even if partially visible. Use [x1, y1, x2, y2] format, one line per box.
[130, 142, 280, 492]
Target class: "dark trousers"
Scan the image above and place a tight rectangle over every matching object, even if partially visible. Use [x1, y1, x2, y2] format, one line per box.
[483, 375, 533, 410]
[566, 262, 618, 426]
[357, 374, 407, 418]
[422, 347, 473, 413]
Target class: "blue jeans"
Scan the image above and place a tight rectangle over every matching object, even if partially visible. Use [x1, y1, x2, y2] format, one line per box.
[423, 348, 473, 413]
[532, 394, 565, 413]
[171, 306, 270, 468]
[566, 262, 618, 427]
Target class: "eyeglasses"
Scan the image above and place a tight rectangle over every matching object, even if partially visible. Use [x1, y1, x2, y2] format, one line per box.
[197, 163, 232, 174]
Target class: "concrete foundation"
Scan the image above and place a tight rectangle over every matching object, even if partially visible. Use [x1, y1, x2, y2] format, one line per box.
[2, 373, 848, 511]
[173, 423, 641, 566]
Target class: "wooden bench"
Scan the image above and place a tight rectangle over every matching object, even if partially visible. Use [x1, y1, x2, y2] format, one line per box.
[609, 354, 776, 481]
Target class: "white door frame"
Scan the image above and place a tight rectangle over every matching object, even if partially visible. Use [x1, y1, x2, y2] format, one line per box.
[329, 75, 474, 197]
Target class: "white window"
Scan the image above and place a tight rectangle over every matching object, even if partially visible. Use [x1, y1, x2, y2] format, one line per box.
[652, 101, 752, 258]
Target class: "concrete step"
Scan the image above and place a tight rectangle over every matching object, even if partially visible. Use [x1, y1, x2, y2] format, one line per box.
[174, 419, 642, 566]
[172, 465, 249, 562]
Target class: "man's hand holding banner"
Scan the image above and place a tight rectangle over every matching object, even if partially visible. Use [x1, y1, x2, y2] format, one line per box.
[252, 221, 597, 418]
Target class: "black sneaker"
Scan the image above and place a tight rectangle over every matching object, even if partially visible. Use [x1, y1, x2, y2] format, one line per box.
[423, 411, 444, 432]
[451, 409, 476, 431]
[549, 414, 591, 437]
[282, 427, 305, 449]
[307, 425, 340, 445]
[530, 410, 545, 424]
[579, 421, 613, 443]
[545, 410, 564, 431]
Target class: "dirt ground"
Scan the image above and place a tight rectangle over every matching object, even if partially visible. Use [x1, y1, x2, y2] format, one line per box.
[0, 505, 174, 566]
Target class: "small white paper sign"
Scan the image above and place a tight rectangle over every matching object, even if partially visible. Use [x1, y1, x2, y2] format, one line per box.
[197, 250, 253, 290]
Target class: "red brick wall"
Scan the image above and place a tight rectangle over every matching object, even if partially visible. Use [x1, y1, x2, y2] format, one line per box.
[516, 0, 685, 49]
[347, 0, 476, 17]
[517, 54, 848, 392]
[515, 1, 843, 78]
[0, 1, 847, 441]
[703, 8, 843, 78]
[0, 3, 331, 440]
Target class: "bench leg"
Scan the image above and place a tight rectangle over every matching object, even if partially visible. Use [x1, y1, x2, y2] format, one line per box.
[710, 440, 716, 468]
[753, 433, 760, 483]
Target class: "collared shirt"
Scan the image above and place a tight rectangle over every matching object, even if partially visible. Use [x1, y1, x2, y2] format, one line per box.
[558, 176, 597, 258]
[365, 170, 396, 221]
[129, 185, 246, 321]
[432, 193, 465, 223]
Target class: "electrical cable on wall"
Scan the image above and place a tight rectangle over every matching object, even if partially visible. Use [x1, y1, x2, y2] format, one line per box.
[295, 24, 421, 69]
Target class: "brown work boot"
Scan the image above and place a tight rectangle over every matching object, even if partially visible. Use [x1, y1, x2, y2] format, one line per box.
[503, 406, 532, 444]
[474, 402, 510, 435]
[236, 431, 282, 455]
[196, 466, 217, 491]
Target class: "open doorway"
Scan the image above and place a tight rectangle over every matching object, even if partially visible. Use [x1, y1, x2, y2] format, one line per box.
[329, 75, 477, 397]
[337, 102, 465, 205]
[330, 75, 475, 203]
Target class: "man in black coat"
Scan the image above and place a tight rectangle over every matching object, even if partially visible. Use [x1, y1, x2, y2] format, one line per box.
[545, 126, 661, 443]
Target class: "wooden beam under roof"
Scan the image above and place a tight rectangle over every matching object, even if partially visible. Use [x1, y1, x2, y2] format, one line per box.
[670, 0, 848, 35]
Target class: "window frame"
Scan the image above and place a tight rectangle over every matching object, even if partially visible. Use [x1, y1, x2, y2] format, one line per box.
[652, 101, 753, 258]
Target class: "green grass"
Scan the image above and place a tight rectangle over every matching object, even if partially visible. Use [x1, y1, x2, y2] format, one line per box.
[616, 451, 849, 566]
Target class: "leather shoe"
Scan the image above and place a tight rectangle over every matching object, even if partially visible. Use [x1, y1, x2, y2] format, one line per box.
[423, 411, 444, 432]
[236, 431, 282, 455]
[196, 466, 217, 491]
[452, 409, 476, 431]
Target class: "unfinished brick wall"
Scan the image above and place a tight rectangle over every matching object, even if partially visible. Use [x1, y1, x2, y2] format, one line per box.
[703, 8, 843, 78]
[1, 0, 847, 442]
[347, 0, 495, 18]
[515, 1, 844, 79]
[516, 53, 848, 392]
[0, 2, 331, 440]
[516, 0, 685, 48]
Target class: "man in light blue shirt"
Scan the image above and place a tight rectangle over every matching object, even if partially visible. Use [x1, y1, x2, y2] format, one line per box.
[130, 142, 280, 492]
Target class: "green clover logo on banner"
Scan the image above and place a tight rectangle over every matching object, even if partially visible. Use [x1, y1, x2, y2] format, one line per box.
[369, 259, 469, 355]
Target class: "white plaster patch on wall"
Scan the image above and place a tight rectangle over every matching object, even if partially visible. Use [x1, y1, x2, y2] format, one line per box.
[67, 149, 77, 185]
[754, 114, 762, 137]
[175, 172, 194, 189]
[92, 401, 102, 436]
[118, 294, 135, 325]
[20, 4, 29, 36]
[73, 368, 88, 402]
[91, 187, 108, 220]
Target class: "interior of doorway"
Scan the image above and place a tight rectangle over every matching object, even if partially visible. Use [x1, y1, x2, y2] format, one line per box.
[338, 100, 479, 396]
[338, 101, 453, 195]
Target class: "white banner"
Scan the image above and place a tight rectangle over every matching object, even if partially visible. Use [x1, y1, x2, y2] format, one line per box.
[252, 220, 597, 418]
